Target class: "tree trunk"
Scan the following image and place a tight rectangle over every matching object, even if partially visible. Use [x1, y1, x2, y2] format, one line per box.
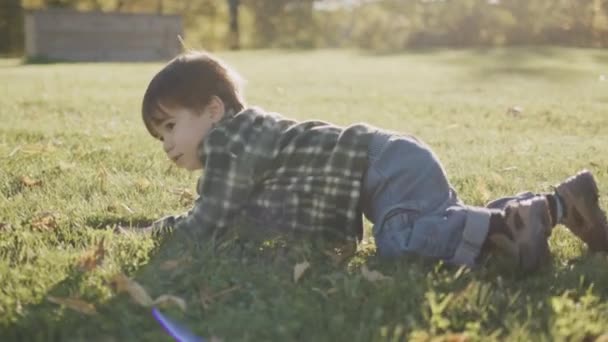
[228, 0, 240, 49]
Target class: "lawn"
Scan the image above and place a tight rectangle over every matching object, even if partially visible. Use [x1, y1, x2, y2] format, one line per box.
[1, 47, 608, 341]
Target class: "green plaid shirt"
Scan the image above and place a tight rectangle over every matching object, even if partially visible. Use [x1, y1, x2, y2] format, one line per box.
[154, 107, 374, 242]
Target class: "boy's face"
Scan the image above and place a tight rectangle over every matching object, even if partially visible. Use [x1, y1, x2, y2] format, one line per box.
[154, 98, 224, 171]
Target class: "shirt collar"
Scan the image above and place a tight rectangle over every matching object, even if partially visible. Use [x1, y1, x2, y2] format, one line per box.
[197, 107, 239, 166]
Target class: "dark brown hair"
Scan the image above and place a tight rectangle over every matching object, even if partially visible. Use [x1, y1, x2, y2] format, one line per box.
[141, 51, 245, 138]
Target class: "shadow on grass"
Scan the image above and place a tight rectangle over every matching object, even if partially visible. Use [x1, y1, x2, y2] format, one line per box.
[3, 226, 608, 341]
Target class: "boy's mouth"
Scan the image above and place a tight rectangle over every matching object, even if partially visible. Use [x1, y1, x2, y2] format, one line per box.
[171, 154, 182, 162]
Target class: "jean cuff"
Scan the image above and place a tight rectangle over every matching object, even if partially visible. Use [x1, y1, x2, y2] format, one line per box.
[449, 206, 492, 267]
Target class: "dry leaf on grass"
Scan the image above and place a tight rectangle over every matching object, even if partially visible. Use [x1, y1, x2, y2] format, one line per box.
[294, 261, 310, 283]
[47, 296, 97, 315]
[110, 273, 187, 310]
[311, 287, 338, 299]
[135, 178, 152, 191]
[199, 285, 241, 309]
[506, 105, 523, 117]
[30, 212, 59, 231]
[361, 265, 393, 283]
[171, 188, 195, 204]
[152, 294, 187, 311]
[110, 273, 153, 306]
[20, 175, 42, 187]
[78, 238, 106, 271]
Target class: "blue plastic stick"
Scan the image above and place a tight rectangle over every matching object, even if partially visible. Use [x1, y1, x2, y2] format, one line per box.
[152, 308, 206, 342]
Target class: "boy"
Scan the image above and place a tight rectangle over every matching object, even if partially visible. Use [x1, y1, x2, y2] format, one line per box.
[142, 51, 608, 272]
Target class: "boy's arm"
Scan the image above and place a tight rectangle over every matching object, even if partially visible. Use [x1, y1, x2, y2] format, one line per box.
[151, 115, 274, 241]
[147, 155, 255, 240]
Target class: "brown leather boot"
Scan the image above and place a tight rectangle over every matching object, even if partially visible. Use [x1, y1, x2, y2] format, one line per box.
[555, 170, 608, 252]
[490, 196, 552, 272]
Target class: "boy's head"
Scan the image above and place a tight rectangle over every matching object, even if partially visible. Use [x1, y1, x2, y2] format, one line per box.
[142, 51, 245, 137]
[142, 51, 245, 170]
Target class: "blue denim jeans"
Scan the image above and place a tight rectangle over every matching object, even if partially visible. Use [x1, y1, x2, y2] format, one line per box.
[361, 130, 495, 266]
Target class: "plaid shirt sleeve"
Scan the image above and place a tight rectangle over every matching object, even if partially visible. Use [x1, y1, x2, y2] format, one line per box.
[170, 113, 276, 240]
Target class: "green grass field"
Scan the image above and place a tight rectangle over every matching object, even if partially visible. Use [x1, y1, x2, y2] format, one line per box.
[1, 47, 608, 341]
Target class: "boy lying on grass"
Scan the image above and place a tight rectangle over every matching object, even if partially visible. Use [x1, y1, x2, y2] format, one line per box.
[141, 51, 608, 272]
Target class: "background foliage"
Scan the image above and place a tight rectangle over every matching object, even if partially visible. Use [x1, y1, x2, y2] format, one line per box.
[2, 0, 608, 55]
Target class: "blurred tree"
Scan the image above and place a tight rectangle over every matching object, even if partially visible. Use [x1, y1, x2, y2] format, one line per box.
[46, 0, 78, 8]
[243, 0, 316, 48]
[228, 0, 240, 49]
[0, 0, 24, 55]
[10, 0, 608, 53]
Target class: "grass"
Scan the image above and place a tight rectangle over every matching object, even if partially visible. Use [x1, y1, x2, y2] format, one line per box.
[1, 47, 608, 341]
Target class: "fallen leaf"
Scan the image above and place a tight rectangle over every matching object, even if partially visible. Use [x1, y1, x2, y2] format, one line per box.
[506, 106, 523, 116]
[78, 238, 106, 271]
[30, 212, 59, 231]
[361, 265, 392, 282]
[199, 285, 240, 309]
[135, 178, 152, 191]
[294, 261, 310, 283]
[110, 273, 153, 306]
[311, 287, 338, 299]
[47, 296, 97, 315]
[20, 175, 42, 187]
[152, 294, 187, 311]
[171, 188, 194, 205]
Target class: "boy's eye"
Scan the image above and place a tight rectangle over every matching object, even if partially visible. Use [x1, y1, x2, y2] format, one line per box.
[165, 123, 175, 131]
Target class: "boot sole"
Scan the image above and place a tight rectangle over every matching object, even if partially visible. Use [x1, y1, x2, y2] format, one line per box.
[558, 171, 608, 252]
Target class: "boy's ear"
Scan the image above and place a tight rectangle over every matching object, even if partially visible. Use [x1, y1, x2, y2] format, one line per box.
[206, 96, 225, 122]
